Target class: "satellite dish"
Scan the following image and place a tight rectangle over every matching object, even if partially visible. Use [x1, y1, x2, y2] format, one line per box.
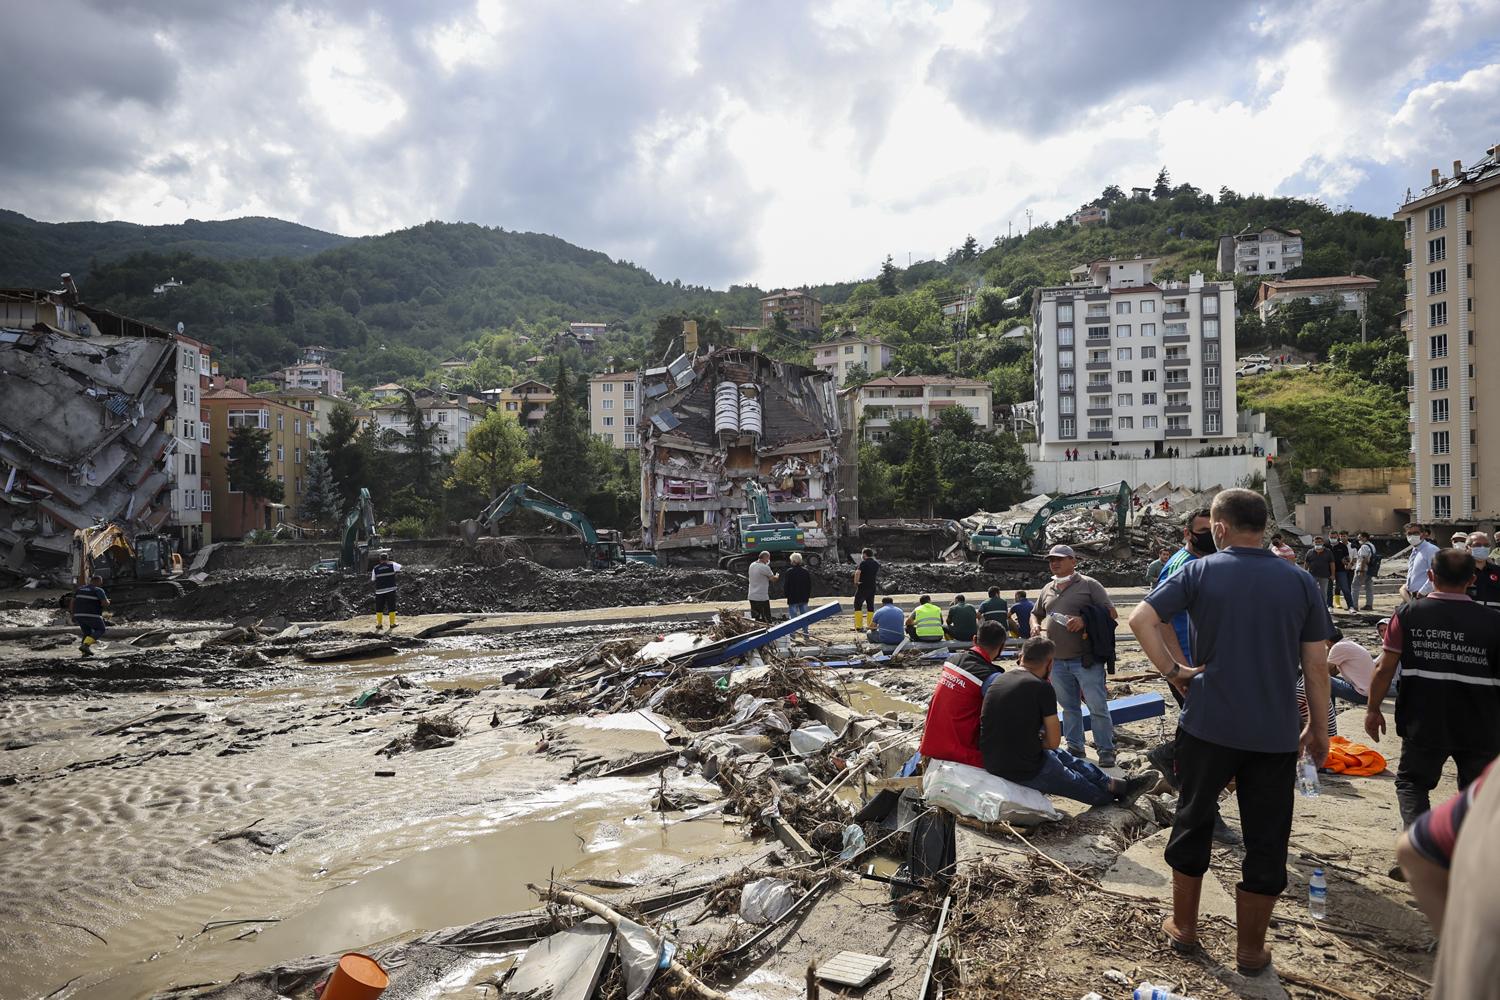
[176, 322, 185, 334]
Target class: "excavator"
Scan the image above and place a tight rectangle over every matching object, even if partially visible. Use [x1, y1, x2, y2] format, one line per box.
[460, 483, 658, 569]
[967, 480, 1131, 568]
[336, 488, 381, 573]
[71, 523, 192, 601]
[718, 479, 819, 573]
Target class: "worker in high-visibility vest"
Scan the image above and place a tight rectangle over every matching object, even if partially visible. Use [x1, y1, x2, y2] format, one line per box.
[906, 595, 946, 642]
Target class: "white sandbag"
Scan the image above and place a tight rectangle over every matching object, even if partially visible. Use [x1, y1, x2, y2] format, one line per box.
[740, 877, 800, 925]
[921, 758, 1062, 824]
[788, 723, 837, 756]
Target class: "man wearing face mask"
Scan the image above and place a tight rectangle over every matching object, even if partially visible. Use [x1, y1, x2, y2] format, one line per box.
[1354, 531, 1378, 612]
[1033, 545, 1119, 766]
[1129, 488, 1332, 976]
[1329, 532, 1356, 611]
[1304, 536, 1337, 609]
[1400, 522, 1440, 605]
[1467, 532, 1500, 608]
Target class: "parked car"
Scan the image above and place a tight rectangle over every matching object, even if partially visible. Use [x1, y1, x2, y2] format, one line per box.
[1240, 353, 1271, 365]
[1236, 363, 1272, 377]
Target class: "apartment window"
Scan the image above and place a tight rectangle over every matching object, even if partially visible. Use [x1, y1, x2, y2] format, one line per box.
[181, 385, 194, 405]
[1057, 303, 1074, 322]
[1089, 349, 1109, 365]
[1432, 398, 1449, 422]
[1202, 318, 1219, 339]
[1116, 347, 1132, 361]
[1140, 323, 1156, 337]
[436, 432, 449, 447]
[1141, 346, 1157, 359]
[1118, 417, 1134, 429]
[1428, 237, 1446, 263]
[1430, 334, 1448, 358]
[623, 382, 635, 395]
[1167, 416, 1189, 430]
[1167, 392, 1189, 407]
[1116, 325, 1131, 338]
[1431, 367, 1449, 391]
[1206, 412, 1222, 433]
[1204, 343, 1220, 361]
[601, 398, 613, 410]
[1202, 296, 1218, 315]
[1115, 301, 1132, 315]
[1116, 370, 1133, 384]
[844, 345, 855, 354]
[1427, 205, 1446, 231]
[1059, 373, 1075, 392]
[182, 420, 196, 441]
[1466, 229, 1473, 246]
[1430, 301, 1448, 327]
[1141, 301, 1156, 314]
[1143, 416, 1158, 429]
[1405, 217, 1413, 236]
[1089, 418, 1110, 433]
[1205, 367, 1220, 386]
[1142, 370, 1157, 383]
[1142, 392, 1157, 405]
[1089, 394, 1110, 409]
[1058, 395, 1076, 415]
[184, 489, 198, 510]
[276, 413, 284, 431]
[1058, 327, 1074, 346]
[623, 431, 637, 444]
[1433, 463, 1451, 488]
[276, 444, 284, 462]
[1117, 393, 1133, 407]
[294, 447, 302, 465]
[1434, 495, 1452, 519]
[603, 416, 614, 427]
[1059, 349, 1074, 369]
[1087, 326, 1109, 340]
[1205, 388, 1221, 409]
[1060, 417, 1076, 437]
[1429, 269, 1447, 295]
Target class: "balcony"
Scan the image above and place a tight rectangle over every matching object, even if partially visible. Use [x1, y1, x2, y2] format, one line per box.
[1086, 406, 1112, 416]
[1087, 430, 1114, 439]
[1164, 378, 1192, 391]
[1164, 355, 1192, 368]
[1085, 360, 1112, 371]
[1164, 403, 1192, 414]
[1163, 309, 1189, 321]
[1165, 427, 1194, 437]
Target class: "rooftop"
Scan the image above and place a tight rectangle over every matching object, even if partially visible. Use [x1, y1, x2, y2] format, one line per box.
[590, 370, 638, 380]
[1259, 275, 1378, 291]
[862, 375, 990, 388]
[811, 334, 888, 349]
[1400, 144, 1500, 210]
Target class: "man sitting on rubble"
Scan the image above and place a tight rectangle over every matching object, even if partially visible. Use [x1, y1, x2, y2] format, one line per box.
[945, 594, 978, 643]
[868, 596, 906, 645]
[980, 636, 1160, 806]
[979, 587, 1009, 629]
[906, 595, 946, 643]
[918, 620, 1008, 768]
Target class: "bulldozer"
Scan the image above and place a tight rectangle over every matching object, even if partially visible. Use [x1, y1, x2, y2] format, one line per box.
[72, 523, 194, 602]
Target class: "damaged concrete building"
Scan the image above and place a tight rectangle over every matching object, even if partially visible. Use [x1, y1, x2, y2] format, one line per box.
[639, 348, 848, 562]
[0, 288, 178, 583]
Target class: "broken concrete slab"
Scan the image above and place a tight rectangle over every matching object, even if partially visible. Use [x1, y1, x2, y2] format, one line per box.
[301, 640, 397, 662]
[1099, 827, 1235, 920]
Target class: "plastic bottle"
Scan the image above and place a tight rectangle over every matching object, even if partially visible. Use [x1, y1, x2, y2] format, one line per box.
[1133, 984, 1193, 1000]
[1298, 751, 1320, 797]
[1309, 867, 1328, 920]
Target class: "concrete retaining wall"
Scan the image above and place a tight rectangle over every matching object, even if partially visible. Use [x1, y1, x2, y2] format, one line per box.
[202, 535, 589, 571]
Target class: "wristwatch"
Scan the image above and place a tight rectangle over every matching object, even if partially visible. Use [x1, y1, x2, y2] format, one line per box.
[1165, 662, 1186, 680]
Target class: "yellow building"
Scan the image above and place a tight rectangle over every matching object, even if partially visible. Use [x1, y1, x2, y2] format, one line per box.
[202, 381, 316, 538]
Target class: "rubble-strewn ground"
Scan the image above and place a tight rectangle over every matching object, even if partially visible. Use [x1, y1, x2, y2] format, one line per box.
[0, 583, 1441, 1000]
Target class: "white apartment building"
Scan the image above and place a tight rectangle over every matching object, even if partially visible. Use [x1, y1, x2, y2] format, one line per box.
[589, 371, 639, 449]
[369, 395, 482, 455]
[273, 347, 345, 397]
[1216, 226, 1305, 276]
[856, 375, 993, 441]
[1032, 257, 1237, 459]
[170, 334, 213, 549]
[811, 335, 891, 379]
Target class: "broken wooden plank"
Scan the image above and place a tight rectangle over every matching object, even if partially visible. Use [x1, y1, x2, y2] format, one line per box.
[769, 815, 818, 863]
[916, 895, 952, 1000]
[815, 951, 891, 988]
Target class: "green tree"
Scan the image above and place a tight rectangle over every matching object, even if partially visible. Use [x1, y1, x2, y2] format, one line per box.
[535, 361, 592, 506]
[339, 287, 362, 315]
[841, 362, 873, 389]
[447, 407, 537, 498]
[857, 441, 897, 518]
[877, 255, 899, 297]
[393, 389, 437, 499]
[302, 447, 343, 528]
[1153, 166, 1172, 199]
[899, 420, 941, 517]
[223, 425, 284, 526]
[959, 234, 980, 261]
[322, 403, 372, 508]
[272, 286, 296, 325]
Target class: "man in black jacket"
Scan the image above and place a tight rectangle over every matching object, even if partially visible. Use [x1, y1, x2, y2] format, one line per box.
[782, 552, 813, 640]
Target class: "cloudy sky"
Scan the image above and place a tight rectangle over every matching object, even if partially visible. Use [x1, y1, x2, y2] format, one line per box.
[4, 0, 1500, 288]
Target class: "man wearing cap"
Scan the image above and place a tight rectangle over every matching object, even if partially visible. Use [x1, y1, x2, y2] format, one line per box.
[1033, 544, 1119, 766]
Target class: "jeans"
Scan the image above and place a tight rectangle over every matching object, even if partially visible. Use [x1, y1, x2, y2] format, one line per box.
[1316, 576, 1334, 607]
[787, 602, 809, 638]
[1018, 748, 1116, 806]
[1335, 570, 1355, 609]
[1050, 658, 1115, 755]
[1166, 728, 1297, 896]
[1394, 742, 1497, 828]
[1329, 675, 1367, 706]
[1354, 572, 1375, 609]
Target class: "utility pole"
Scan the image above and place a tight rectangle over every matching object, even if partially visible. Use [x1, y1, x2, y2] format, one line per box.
[1025, 209, 1033, 234]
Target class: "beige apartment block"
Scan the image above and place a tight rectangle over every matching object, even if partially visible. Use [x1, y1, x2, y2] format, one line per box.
[1396, 145, 1500, 523]
[811, 335, 891, 379]
[589, 371, 639, 449]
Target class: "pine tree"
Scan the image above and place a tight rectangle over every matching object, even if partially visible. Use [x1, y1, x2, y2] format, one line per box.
[959, 234, 980, 261]
[899, 420, 941, 518]
[535, 361, 592, 507]
[323, 404, 371, 509]
[398, 389, 436, 498]
[877, 255, 899, 296]
[302, 447, 343, 528]
[223, 425, 284, 527]
[1153, 166, 1171, 199]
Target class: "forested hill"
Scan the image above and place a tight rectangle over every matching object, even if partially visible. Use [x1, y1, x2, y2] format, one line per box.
[0, 210, 349, 287]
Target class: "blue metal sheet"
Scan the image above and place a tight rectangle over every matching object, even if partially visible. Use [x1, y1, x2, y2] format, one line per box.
[690, 602, 843, 666]
[1078, 692, 1167, 726]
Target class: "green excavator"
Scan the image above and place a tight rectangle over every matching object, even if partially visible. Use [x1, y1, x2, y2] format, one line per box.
[336, 487, 380, 572]
[967, 480, 1131, 568]
[717, 479, 819, 573]
[460, 483, 658, 569]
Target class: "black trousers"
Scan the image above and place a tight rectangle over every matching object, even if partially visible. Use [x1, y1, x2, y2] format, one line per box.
[374, 591, 396, 613]
[854, 588, 877, 612]
[1165, 728, 1297, 896]
[748, 599, 771, 622]
[1395, 741, 1498, 828]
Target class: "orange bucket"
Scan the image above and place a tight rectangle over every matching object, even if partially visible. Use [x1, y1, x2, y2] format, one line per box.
[323, 953, 389, 1000]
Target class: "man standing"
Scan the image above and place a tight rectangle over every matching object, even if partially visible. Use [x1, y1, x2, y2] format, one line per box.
[1330, 531, 1355, 610]
[1129, 488, 1332, 975]
[852, 547, 880, 632]
[70, 574, 110, 657]
[371, 550, 402, 632]
[868, 596, 905, 645]
[1146, 548, 1171, 588]
[945, 594, 978, 643]
[978, 587, 1009, 628]
[1365, 548, 1500, 830]
[782, 551, 813, 640]
[1466, 531, 1500, 608]
[1400, 522, 1440, 605]
[1354, 531, 1378, 611]
[1009, 591, 1034, 639]
[918, 620, 1007, 768]
[1304, 535, 1336, 608]
[906, 595, 946, 643]
[1033, 544, 1119, 767]
[981, 636, 1159, 806]
[1270, 534, 1297, 562]
[747, 551, 777, 622]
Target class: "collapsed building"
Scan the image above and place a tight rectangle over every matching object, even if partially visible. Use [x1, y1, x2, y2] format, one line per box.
[0, 288, 177, 582]
[639, 348, 847, 561]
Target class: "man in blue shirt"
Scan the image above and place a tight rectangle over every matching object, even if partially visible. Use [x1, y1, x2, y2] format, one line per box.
[1129, 488, 1333, 978]
[867, 596, 906, 645]
[1009, 591, 1035, 638]
[70, 575, 110, 657]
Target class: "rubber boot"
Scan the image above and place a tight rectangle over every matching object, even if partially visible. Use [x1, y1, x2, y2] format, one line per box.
[389, 613, 398, 631]
[1235, 888, 1278, 975]
[853, 611, 864, 632]
[374, 614, 384, 632]
[1163, 871, 1202, 953]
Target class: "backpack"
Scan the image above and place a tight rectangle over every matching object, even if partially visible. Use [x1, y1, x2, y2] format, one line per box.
[1366, 550, 1382, 575]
